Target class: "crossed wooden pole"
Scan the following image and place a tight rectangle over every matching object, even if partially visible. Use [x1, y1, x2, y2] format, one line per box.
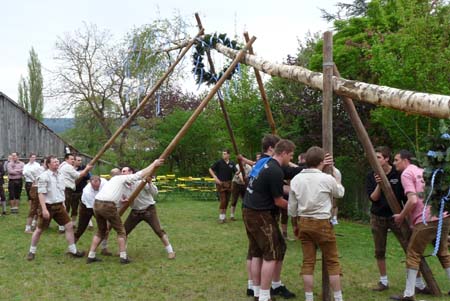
[86, 28, 204, 167]
[121, 35, 257, 214]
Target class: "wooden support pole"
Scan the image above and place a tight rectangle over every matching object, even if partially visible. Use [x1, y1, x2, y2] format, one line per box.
[195, 13, 247, 181]
[119, 35, 257, 216]
[86, 29, 204, 167]
[321, 31, 333, 301]
[333, 64, 442, 296]
[243, 32, 277, 135]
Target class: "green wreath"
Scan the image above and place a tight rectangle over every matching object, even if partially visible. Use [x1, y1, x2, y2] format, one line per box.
[192, 33, 241, 86]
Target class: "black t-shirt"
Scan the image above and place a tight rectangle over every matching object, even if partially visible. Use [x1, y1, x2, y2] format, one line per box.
[282, 164, 304, 181]
[211, 159, 236, 182]
[243, 158, 284, 211]
[75, 165, 91, 193]
[366, 167, 406, 217]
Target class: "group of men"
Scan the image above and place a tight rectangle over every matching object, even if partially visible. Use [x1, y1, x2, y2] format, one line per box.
[209, 134, 450, 301]
[4, 137, 450, 300]
[208, 134, 343, 301]
[1, 151, 175, 264]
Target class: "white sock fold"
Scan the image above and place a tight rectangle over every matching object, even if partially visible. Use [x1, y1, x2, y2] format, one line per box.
[415, 276, 426, 289]
[101, 239, 108, 249]
[68, 244, 77, 254]
[404, 268, 418, 297]
[29, 245, 37, 254]
[253, 285, 260, 297]
[248, 280, 253, 290]
[259, 289, 270, 301]
[333, 290, 343, 301]
[25, 225, 31, 231]
[165, 244, 174, 253]
[380, 275, 388, 286]
[271, 280, 282, 289]
[119, 251, 127, 259]
[88, 251, 96, 258]
[219, 213, 225, 220]
[305, 291, 314, 301]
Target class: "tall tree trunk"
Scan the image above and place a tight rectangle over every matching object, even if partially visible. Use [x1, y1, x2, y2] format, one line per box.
[214, 43, 450, 119]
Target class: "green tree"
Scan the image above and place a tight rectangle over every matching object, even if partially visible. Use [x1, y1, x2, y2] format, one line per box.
[18, 48, 44, 121]
[53, 17, 190, 164]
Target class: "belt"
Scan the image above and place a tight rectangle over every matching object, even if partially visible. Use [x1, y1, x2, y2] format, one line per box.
[46, 202, 63, 207]
[96, 200, 115, 204]
[133, 205, 154, 213]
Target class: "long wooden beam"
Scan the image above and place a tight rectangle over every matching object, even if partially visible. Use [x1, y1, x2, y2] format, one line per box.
[194, 13, 248, 181]
[119, 35, 257, 215]
[87, 29, 204, 167]
[321, 31, 333, 301]
[243, 32, 277, 135]
[214, 43, 450, 119]
[334, 64, 441, 296]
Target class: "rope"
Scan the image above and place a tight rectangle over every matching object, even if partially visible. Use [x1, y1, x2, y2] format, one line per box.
[432, 188, 450, 256]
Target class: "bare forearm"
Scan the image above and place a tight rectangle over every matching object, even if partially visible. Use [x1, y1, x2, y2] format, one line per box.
[370, 185, 381, 202]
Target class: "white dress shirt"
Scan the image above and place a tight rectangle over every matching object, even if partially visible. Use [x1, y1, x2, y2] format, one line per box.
[288, 168, 345, 219]
[131, 181, 158, 210]
[95, 172, 143, 207]
[23, 162, 44, 184]
[81, 178, 107, 208]
[37, 169, 66, 204]
[58, 161, 80, 190]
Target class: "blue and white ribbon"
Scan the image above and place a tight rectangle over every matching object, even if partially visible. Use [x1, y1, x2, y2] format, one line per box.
[432, 188, 450, 256]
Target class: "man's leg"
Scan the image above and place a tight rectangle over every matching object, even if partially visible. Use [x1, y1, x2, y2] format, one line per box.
[218, 188, 227, 223]
[74, 203, 93, 242]
[27, 207, 51, 261]
[260, 259, 277, 301]
[143, 206, 175, 259]
[251, 257, 262, 299]
[28, 227, 43, 260]
[87, 204, 108, 263]
[371, 215, 390, 290]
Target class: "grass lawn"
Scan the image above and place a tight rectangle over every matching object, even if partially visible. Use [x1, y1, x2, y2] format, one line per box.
[1, 193, 450, 300]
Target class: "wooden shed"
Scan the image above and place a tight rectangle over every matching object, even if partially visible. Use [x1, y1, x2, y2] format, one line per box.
[0, 91, 84, 161]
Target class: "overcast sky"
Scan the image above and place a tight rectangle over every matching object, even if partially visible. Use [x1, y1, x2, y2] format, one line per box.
[1, 0, 338, 116]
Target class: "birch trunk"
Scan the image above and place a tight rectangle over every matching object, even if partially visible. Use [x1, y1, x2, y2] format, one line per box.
[214, 43, 450, 119]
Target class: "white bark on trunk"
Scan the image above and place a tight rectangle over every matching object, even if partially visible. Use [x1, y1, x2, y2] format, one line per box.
[215, 43, 450, 119]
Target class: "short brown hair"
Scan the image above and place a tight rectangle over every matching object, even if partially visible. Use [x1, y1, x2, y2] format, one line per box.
[274, 139, 296, 155]
[262, 134, 280, 152]
[305, 146, 325, 168]
[375, 146, 391, 161]
[45, 155, 58, 168]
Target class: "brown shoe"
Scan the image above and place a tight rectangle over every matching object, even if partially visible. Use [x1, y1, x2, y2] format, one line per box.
[101, 249, 113, 256]
[68, 250, 85, 258]
[120, 257, 131, 264]
[230, 217, 236, 221]
[26, 252, 35, 261]
[218, 219, 226, 224]
[415, 286, 431, 295]
[86, 257, 102, 264]
[24, 229, 33, 234]
[389, 295, 415, 301]
[372, 281, 389, 291]
[167, 252, 176, 259]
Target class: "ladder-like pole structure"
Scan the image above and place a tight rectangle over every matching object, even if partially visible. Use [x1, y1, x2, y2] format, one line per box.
[119, 34, 257, 215]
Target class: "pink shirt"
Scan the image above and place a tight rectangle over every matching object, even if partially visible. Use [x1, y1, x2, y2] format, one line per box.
[7, 160, 24, 180]
[401, 164, 436, 225]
